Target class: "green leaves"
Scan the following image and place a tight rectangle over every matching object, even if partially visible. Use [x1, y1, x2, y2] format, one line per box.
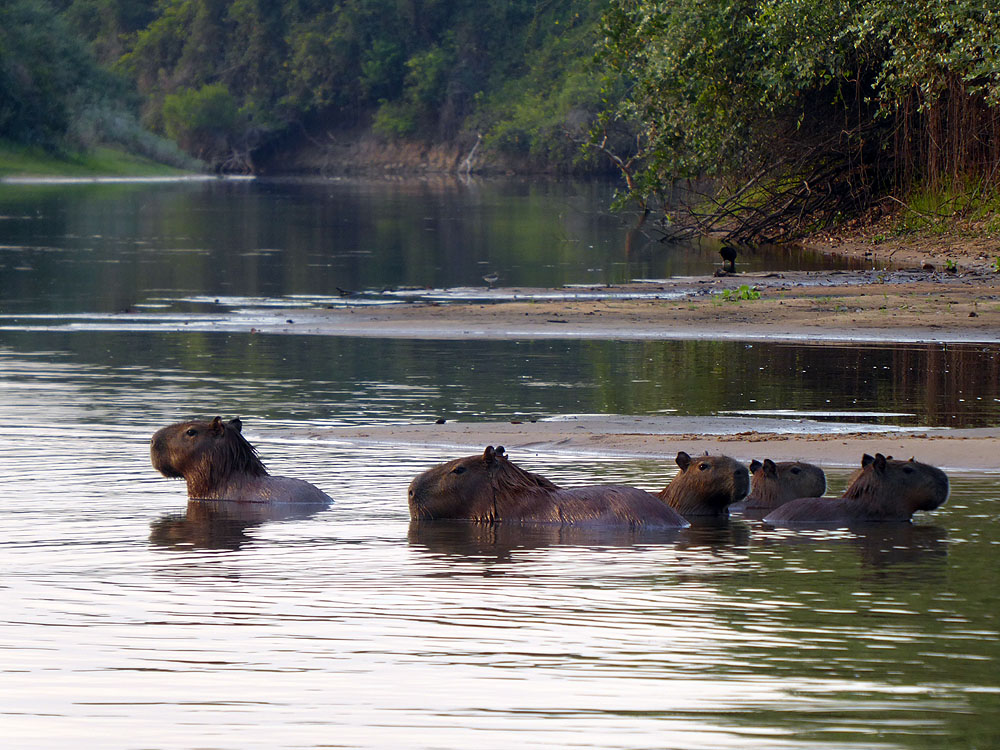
[595, 0, 1000, 232]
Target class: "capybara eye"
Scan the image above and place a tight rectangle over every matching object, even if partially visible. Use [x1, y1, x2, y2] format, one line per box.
[791, 467, 800, 474]
[698, 463, 710, 471]
[185, 428, 198, 437]
[451, 466, 466, 475]
[903, 466, 914, 474]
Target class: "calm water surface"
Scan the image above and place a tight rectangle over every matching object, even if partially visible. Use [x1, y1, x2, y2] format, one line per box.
[2, 418, 998, 749]
[0, 177, 864, 314]
[1, 179, 998, 748]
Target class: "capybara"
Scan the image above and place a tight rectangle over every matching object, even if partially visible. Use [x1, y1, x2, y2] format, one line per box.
[150, 416, 331, 503]
[657, 451, 750, 517]
[408, 446, 689, 529]
[763, 453, 948, 526]
[740, 459, 827, 511]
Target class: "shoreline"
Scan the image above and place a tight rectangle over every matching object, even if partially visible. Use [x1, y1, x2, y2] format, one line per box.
[225, 269, 1000, 345]
[280, 418, 1000, 473]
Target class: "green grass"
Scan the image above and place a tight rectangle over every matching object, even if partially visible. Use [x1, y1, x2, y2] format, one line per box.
[889, 177, 1000, 236]
[0, 141, 195, 178]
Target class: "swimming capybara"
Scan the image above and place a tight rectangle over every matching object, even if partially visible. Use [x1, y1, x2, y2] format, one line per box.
[150, 416, 331, 504]
[657, 451, 750, 518]
[740, 459, 827, 512]
[408, 446, 689, 529]
[763, 453, 949, 526]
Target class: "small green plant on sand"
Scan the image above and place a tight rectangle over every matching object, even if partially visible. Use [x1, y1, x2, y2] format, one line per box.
[718, 285, 761, 302]
[992, 257, 1000, 273]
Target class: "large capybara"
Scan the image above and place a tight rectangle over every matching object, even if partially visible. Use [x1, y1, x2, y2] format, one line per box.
[408, 446, 689, 529]
[150, 416, 332, 504]
[738, 458, 827, 512]
[657, 451, 750, 518]
[763, 453, 949, 526]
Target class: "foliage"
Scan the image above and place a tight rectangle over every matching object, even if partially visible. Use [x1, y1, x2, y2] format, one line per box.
[162, 83, 240, 161]
[596, 0, 1000, 239]
[0, 0, 111, 147]
[109, 0, 610, 169]
[717, 285, 761, 303]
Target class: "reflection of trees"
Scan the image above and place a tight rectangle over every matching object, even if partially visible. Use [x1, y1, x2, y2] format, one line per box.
[13, 329, 1000, 428]
[149, 499, 326, 551]
[587, 340, 1000, 427]
[407, 520, 685, 563]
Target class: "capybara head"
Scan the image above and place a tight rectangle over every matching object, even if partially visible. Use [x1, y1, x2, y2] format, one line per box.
[150, 417, 268, 495]
[844, 453, 950, 514]
[658, 451, 750, 517]
[408, 445, 557, 521]
[746, 458, 827, 509]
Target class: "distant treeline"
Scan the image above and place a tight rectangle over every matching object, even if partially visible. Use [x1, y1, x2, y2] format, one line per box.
[5, 0, 1000, 237]
[6, 0, 607, 173]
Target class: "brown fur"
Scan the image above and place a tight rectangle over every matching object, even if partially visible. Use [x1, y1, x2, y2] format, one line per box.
[408, 446, 689, 528]
[150, 417, 331, 504]
[764, 453, 949, 525]
[742, 459, 827, 511]
[657, 451, 750, 517]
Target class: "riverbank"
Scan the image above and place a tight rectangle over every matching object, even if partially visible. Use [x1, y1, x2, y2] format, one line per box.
[230, 268, 999, 344]
[287, 417, 1000, 473]
[0, 142, 195, 179]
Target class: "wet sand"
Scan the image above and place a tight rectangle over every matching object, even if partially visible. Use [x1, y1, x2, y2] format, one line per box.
[291, 417, 1000, 473]
[223, 264, 1000, 344]
[250, 256, 1000, 471]
[137, 237, 998, 472]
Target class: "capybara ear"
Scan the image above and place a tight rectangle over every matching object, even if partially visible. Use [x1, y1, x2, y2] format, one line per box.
[676, 451, 692, 472]
[861, 453, 876, 467]
[483, 446, 496, 463]
[496, 446, 506, 459]
[228, 417, 243, 433]
[909, 456, 916, 462]
[749, 459, 762, 473]
[873, 453, 888, 472]
[763, 458, 778, 477]
[210, 416, 225, 434]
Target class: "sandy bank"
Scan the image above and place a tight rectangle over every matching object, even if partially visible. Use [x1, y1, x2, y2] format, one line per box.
[242, 270, 1000, 344]
[284, 416, 1000, 473]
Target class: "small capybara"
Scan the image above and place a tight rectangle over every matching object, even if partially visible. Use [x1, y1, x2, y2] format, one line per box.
[740, 459, 827, 511]
[408, 445, 689, 529]
[150, 416, 331, 503]
[657, 451, 750, 517]
[763, 453, 949, 526]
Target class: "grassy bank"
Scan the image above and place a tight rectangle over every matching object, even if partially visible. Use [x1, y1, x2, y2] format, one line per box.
[0, 141, 196, 178]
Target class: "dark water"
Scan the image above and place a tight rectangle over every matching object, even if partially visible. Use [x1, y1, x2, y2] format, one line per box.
[2, 331, 999, 428]
[0, 177, 864, 315]
[1, 178, 998, 748]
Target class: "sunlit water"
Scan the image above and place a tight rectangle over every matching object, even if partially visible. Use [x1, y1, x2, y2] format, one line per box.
[3, 417, 999, 749]
[1, 178, 998, 748]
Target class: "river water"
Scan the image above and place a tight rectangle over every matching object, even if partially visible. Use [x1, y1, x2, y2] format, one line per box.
[1, 177, 998, 749]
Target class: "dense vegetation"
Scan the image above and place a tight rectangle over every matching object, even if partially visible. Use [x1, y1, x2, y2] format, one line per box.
[598, 0, 1000, 239]
[0, 0, 195, 168]
[57, 0, 609, 172]
[3, 1, 608, 172]
[5, 0, 1000, 238]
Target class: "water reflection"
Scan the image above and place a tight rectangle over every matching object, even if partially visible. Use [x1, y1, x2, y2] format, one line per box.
[0, 177, 866, 315]
[755, 523, 950, 571]
[2, 332, 999, 428]
[407, 520, 686, 562]
[1, 415, 997, 748]
[150, 500, 329, 551]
